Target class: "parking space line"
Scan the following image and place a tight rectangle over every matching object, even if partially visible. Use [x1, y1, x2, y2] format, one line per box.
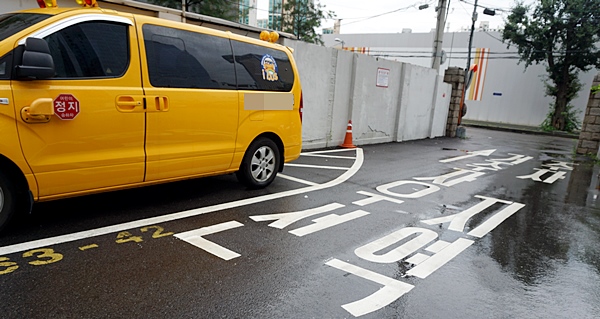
[299, 153, 356, 159]
[0, 149, 364, 256]
[277, 173, 318, 186]
[285, 163, 350, 170]
[303, 149, 358, 155]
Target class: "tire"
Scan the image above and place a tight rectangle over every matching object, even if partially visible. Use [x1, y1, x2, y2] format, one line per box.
[0, 171, 16, 233]
[462, 103, 468, 117]
[236, 137, 280, 189]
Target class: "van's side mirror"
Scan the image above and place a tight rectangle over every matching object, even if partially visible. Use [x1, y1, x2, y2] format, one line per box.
[15, 37, 55, 79]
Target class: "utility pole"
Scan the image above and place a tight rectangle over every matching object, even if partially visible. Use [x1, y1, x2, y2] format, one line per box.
[431, 0, 449, 71]
[181, 0, 186, 23]
[466, 0, 478, 77]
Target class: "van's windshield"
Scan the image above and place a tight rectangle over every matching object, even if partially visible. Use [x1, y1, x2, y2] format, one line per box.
[0, 13, 51, 42]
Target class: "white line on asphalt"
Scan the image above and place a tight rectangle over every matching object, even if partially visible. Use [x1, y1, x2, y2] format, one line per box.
[439, 149, 496, 163]
[175, 221, 244, 260]
[0, 149, 364, 256]
[304, 149, 358, 155]
[325, 258, 414, 317]
[277, 173, 318, 186]
[285, 163, 350, 170]
[467, 203, 526, 238]
[299, 153, 356, 159]
[406, 238, 474, 279]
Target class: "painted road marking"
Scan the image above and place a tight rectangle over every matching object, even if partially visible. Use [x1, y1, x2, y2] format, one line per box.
[439, 149, 496, 163]
[421, 196, 513, 233]
[78, 244, 98, 251]
[302, 149, 358, 155]
[352, 191, 405, 207]
[406, 238, 474, 279]
[289, 210, 370, 237]
[251, 203, 344, 229]
[175, 221, 244, 260]
[299, 153, 357, 160]
[0, 149, 364, 256]
[354, 227, 438, 264]
[277, 173, 318, 186]
[285, 163, 350, 170]
[376, 180, 441, 199]
[467, 203, 526, 238]
[325, 258, 414, 317]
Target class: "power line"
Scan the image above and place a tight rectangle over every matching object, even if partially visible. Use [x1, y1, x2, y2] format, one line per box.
[342, 1, 434, 26]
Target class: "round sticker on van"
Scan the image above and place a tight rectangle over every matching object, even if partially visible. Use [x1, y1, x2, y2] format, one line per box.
[261, 54, 278, 82]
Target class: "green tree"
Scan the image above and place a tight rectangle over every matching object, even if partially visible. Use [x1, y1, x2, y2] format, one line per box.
[146, 0, 236, 21]
[502, 0, 600, 132]
[271, 0, 335, 45]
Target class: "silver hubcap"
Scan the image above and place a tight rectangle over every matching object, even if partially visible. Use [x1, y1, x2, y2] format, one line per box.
[250, 146, 276, 182]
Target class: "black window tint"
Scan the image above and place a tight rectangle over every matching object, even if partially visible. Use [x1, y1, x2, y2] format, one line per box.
[44, 22, 129, 78]
[0, 13, 51, 42]
[231, 41, 294, 92]
[0, 53, 11, 80]
[143, 24, 236, 89]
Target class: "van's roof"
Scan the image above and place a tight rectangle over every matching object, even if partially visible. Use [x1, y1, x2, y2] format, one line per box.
[12, 7, 289, 51]
[14, 3, 297, 41]
[14, 7, 82, 15]
[13, 7, 292, 49]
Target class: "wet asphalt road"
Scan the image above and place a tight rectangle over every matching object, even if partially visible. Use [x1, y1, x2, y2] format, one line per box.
[1, 127, 599, 318]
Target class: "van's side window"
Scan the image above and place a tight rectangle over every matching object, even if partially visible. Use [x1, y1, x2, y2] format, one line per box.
[44, 21, 129, 79]
[0, 53, 11, 80]
[231, 41, 294, 92]
[143, 25, 236, 89]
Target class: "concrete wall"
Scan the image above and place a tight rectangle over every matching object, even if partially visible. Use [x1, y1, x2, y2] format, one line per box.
[351, 54, 402, 145]
[397, 64, 444, 141]
[323, 32, 597, 128]
[285, 39, 451, 149]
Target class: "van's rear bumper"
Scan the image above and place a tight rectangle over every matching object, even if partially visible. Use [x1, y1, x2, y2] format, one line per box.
[284, 143, 302, 163]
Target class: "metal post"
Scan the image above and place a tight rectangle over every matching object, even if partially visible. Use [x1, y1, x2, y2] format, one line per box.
[466, 0, 478, 76]
[431, 0, 449, 71]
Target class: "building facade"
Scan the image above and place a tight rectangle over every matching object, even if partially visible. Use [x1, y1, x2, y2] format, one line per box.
[237, 0, 258, 27]
[322, 31, 597, 128]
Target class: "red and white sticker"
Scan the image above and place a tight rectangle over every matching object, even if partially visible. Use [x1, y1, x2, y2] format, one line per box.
[53, 94, 80, 120]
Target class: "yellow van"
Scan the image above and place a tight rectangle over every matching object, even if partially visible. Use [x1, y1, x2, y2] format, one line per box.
[0, 1, 303, 231]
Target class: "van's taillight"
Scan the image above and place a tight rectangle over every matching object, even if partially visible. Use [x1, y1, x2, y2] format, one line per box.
[299, 92, 303, 122]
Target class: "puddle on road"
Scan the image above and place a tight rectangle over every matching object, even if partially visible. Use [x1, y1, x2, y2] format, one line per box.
[482, 156, 600, 317]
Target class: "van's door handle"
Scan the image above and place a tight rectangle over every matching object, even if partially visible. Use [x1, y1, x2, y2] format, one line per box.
[145, 96, 169, 112]
[116, 95, 145, 112]
[21, 98, 53, 123]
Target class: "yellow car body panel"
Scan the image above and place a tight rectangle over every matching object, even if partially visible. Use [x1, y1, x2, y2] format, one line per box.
[0, 6, 302, 204]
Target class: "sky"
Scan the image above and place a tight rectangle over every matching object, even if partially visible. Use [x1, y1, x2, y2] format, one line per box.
[257, 0, 535, 34]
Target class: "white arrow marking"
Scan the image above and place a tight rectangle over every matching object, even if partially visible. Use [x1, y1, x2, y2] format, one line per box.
[175, 221, 244, 260]
[439, 149, 496, 163]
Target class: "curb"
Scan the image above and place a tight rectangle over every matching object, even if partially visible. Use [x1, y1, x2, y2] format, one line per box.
[461, 121, 580, 139]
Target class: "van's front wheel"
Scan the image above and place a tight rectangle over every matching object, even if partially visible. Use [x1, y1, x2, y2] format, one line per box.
[237, 137, 280, 189]
[0, 171, 16, 233]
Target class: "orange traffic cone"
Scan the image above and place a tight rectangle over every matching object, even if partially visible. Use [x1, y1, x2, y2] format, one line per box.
[340, 120, 357, 148]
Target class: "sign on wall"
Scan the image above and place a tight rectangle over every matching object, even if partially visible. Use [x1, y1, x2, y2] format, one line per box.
[376, 68, 390, 88]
